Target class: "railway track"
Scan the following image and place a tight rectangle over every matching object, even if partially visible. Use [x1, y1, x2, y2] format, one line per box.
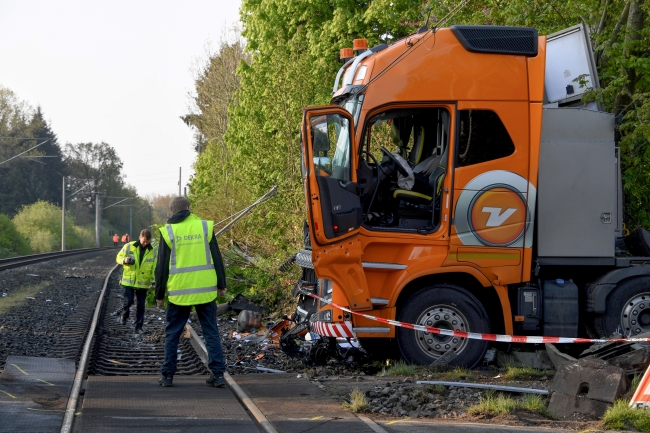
[86, 271, 207, 376]
[0, 250, 387, 433]
[0, 247, 113, 272]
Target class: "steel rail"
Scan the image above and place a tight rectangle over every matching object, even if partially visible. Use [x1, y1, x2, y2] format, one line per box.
[0, 247, 113, 272]
[184, 323, 279, 433]
[60, 264, 120, 433]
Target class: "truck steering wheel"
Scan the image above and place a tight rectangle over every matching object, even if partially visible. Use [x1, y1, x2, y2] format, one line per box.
[380, 146, 410, 177]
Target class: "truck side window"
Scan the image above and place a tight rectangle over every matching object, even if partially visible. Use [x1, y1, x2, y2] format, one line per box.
[311, 114, 352, 181]
[457, 110, 515, 167]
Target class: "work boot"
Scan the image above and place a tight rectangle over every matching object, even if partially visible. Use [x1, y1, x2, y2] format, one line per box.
[134, 327, 144, 334]
[120, 315, 127, 325]
[206, 374, 225, 388]
[158, 375, 173, 387]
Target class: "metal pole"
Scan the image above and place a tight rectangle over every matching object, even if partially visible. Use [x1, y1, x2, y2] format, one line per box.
[184, 186, 187, 197]
[149, 205, 152, 228]
[178, 167, 181, 196]
[95, 193, 100, 247]
[61, 176, 66, 251]
[129, 205, 133, 240]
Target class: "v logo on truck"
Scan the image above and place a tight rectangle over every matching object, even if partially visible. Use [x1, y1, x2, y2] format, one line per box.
[481, 207, 518, 227]
[455, 171, 536, 248]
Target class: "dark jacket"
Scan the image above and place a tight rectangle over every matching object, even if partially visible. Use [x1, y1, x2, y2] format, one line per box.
[154, 210, 227, 300]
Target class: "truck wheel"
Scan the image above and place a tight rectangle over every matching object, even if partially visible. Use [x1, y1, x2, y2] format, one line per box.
[593, 277, 650, 337]
[396, 284, 490, 368]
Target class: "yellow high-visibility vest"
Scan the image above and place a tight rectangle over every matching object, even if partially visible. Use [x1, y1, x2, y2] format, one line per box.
[116, 241, 157, 289]
[159, 214, 217, 306]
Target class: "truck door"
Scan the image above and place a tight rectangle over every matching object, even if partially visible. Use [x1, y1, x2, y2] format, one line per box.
[301, 106, 371, 311]
[450, 103, 532, 281]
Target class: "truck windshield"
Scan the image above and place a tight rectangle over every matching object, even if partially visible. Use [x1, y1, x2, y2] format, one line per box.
[341, 93, 364, 126]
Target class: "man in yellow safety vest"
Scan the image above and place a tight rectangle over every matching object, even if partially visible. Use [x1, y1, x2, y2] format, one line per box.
[155, 196, 227, 387]
[115, 229, 156, 334]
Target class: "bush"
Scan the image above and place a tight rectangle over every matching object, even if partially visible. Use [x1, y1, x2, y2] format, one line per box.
[0, 214, 30, 255]
[12, 200, 85, 252]
[0, 247, 17, 259]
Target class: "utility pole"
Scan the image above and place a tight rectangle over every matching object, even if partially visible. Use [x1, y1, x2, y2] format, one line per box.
[184, 186, 187, 197]
[61, 176, 66, 251]
[149, 205, 153, 228]
[129, 205, 133, 241]
[178, 167, 181, 196]
[95, 193, 101, 247]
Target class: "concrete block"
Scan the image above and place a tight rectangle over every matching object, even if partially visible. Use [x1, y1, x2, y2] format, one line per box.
[547, 391, 612, 419]
[513, 350, 554, 370]
[551, 358, 627, 403]
[545, 343, 576, 370]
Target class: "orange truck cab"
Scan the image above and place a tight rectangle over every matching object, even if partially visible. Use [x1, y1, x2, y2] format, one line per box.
[292, 24, 650, 367]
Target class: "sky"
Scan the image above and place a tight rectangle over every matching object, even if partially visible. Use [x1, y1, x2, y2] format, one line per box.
[0, 0, 242, 197]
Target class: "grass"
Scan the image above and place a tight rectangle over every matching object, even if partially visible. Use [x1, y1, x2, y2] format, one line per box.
[498, 356, 553, 380]
[438, 367, 476, 381]
[602, 400, 650, 432]
[502, 366, 553, 380]
[342, 389, 369, 413]
[632, 374, 642, 393]
[468, 393, 548, 417]
[384, 360, 426, 376]
[0, 281, 50, 315]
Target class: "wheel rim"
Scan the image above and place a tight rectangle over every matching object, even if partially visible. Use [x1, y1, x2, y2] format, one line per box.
[415, 304, 469, 359]
[621, 292, 650, 336]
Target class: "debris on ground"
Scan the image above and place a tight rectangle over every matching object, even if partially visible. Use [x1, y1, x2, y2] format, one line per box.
[545, 343, 577, 369]
[547, 357, 628, 419]
[578, 332, 650, 372]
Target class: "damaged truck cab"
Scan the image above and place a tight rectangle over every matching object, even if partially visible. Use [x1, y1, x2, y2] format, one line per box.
[295, 25, 650, 367]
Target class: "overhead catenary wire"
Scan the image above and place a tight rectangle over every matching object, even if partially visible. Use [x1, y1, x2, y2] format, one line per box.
[214, 186, 277, 226]
[103, 198, 131, 210]
[0, 139, 50, 166]
[215, 185, 278, 237]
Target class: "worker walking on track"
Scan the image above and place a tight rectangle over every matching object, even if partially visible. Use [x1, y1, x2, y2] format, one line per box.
[155, 196, 227, 388]
[115, 229, 156, 334]
[112, 233, 119, 247]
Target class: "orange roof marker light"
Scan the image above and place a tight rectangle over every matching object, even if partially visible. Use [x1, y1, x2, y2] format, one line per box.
[353, 38, 368, 54]
[340, 47, 354, 62]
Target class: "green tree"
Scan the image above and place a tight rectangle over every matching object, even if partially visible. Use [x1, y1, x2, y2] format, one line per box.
[0, 87, 67, 216]
[64, 142, 151, 237]
[0, 214, 30, 257]
[189, 0, 650, 266]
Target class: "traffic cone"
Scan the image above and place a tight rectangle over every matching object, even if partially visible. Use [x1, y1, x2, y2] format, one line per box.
[630, 364, 650, 408]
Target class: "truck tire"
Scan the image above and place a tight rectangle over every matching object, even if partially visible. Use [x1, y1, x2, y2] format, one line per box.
[396, 284, 490, 368]
[593, 276, 650, 337]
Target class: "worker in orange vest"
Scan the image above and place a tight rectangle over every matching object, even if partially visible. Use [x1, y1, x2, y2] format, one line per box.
[112, 233, 119, 247]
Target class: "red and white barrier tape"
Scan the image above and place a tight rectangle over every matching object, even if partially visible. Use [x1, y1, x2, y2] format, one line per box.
[301, 291, 650, 344]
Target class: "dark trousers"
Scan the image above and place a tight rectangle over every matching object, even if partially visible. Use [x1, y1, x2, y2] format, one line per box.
[161, 301, 225, 378]
[121, 286, 147, 329]
[113, 242, 118, 246]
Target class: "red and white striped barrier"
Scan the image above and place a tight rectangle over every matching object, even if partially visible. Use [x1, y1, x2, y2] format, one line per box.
[301, 291, 650, 344]
[310, 320, 355, 338]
